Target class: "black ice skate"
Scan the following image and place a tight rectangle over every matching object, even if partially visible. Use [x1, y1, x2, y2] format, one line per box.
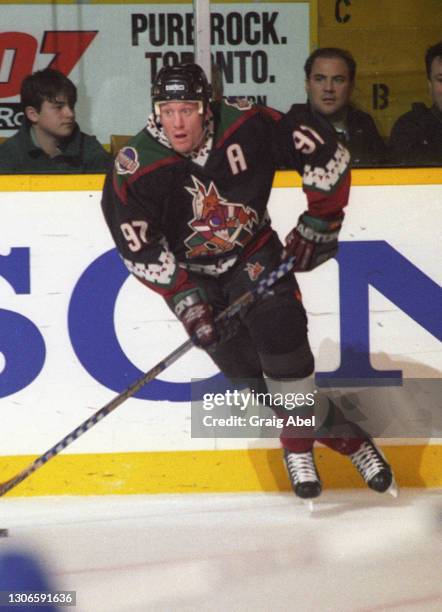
[284, 449, 322, 506]
[349, 439, 398, 496]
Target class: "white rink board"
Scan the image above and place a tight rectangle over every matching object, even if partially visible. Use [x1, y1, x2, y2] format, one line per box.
[0, 184, 441, 455]
[270, 185, 442, 374]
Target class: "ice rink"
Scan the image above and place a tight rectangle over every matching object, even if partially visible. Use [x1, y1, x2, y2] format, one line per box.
[0, 489, 441, 611]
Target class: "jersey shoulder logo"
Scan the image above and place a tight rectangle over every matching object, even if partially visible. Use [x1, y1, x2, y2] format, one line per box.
[115, 147, 140, 175]
[184, 175, 258, 258]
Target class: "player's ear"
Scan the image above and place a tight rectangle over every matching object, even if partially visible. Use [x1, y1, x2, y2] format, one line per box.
[25, 106, 39, 124]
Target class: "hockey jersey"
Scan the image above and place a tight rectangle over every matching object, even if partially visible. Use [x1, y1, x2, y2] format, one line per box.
[101, 98, 350, 302]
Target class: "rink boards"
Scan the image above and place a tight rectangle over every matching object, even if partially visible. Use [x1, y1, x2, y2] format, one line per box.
[0, 169, 441, 495]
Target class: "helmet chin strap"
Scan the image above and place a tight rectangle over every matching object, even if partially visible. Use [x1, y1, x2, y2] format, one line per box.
[195, 123, 209, 150]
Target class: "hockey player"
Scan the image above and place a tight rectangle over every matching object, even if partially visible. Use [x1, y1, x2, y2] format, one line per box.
[101, 63, 395, 501]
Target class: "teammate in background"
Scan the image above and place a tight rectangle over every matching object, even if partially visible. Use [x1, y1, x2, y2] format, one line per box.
[0, 68, 111, 174]
[101, 63, 395, 502]
[389, 41, 442, 166]
[289, 47, 386, 167]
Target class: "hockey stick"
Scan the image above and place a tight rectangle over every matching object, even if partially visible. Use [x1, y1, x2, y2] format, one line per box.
[0, 256, 295, 497]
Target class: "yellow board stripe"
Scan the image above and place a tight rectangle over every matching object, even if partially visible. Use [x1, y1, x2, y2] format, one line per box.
[0, 174, 106, 191]
[273, 167, 442, 187]
[1, 168, 441, 192]
[1, 446, 440, 497]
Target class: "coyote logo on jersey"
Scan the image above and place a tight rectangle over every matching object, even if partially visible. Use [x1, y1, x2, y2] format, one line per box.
[184, 176, 258, 258]
[244, 261, 265, 281]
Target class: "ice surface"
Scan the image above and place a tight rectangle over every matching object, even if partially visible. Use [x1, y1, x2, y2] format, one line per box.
[0, 490, 441, 611]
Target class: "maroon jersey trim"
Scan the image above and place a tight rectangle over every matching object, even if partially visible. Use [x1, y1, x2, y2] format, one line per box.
[215, 107, 261, 149]
[239, 226, 273, 261]
[257, 105, 283, 122]
[305, 171, 351, 218]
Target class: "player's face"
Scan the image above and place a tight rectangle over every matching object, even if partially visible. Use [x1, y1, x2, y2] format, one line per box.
[159, 101, 205, 154]
[306, 57, 354, 118]
[429, 56, 442, 112]
[25, 96, 76, 140]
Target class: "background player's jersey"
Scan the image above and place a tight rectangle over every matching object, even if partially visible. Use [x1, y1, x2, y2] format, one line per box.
[101, 98, 350, 301]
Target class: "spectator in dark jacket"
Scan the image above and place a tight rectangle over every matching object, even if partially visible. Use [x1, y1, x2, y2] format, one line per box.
[389, 41, 442, 166]
[289, 47, 386, 167]
[0, 68, 111, 174]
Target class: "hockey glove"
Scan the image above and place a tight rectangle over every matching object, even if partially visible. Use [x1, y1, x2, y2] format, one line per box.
[173, 290, 218, 349]
[284, 213, 343, 272]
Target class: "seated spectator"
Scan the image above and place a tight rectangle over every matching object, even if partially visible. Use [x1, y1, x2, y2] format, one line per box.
[289, 47, 386, 167]
[0, 68, 111, 174]
[389, 41, 442, 166]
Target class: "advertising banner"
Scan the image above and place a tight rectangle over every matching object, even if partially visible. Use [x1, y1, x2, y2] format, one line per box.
[0, 1, 310, 143]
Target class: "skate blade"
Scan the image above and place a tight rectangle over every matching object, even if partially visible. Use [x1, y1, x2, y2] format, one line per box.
[388, 478, 399, 498]
[301, 498, 316, 513]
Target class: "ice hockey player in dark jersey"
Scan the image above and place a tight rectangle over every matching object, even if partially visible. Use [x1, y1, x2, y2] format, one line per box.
[101, 63, 396, 503]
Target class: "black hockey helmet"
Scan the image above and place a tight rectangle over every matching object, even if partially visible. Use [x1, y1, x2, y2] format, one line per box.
[151, 63, 212, 116]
